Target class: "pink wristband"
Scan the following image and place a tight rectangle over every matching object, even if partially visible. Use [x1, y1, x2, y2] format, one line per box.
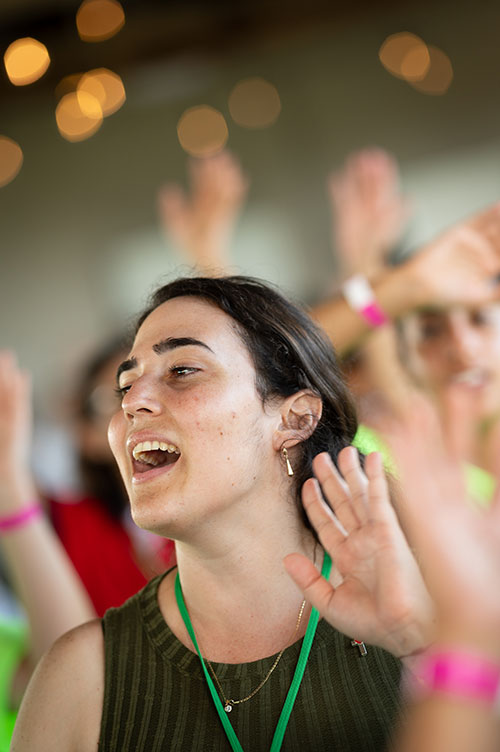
[405, 648, 500, 708]
[0, 503, 43, 532]
[359, 301, 389, 327]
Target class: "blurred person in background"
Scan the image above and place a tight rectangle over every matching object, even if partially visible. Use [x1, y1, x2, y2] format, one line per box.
[390, 412, 500, 752]
[0, 352, 95, 751]
[0, 341, 175, 749]
[317, 159, 500, 506]
[325, 147, 420, 464]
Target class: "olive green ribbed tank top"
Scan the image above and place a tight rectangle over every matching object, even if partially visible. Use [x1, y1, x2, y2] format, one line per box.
[99, 573, 403, 751]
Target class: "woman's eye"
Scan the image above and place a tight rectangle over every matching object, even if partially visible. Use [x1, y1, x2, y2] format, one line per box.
[114, 385, 131, 398]
[170, 366, 199, 377]
[418, 319, 445, 340]
[470, 310, 494, 327]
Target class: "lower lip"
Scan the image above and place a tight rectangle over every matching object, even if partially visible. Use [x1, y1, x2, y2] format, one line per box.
[132, 459, 179, 485]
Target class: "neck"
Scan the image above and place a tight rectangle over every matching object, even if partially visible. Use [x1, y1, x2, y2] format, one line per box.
[159, 497, 319, 662]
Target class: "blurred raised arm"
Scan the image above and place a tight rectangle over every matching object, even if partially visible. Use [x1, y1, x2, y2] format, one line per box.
[157, 150, 249, 274]
[387, 409, 500, 752]
[328, 148, 410, 280]
[0, 352, 95, 669]
[313, 202, 500, 355]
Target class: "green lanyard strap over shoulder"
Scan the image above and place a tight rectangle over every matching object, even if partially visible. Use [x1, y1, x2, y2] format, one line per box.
[175, 551, 332, 752]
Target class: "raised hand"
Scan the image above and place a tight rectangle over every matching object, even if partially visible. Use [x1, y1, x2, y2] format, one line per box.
[0, 350, 36, 510]
[408, 202, 500, 309]
[328, 148, 411, 280]
[285, 447, 434, 658]
[388, 410, 500, 654]
[158, 150, 249, 273]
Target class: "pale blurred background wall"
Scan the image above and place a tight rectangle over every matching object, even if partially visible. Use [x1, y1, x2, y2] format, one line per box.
[1, 0, 500, 423]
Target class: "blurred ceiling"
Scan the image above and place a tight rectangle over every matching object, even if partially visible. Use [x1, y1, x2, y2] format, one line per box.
[1, 0, 407, 99]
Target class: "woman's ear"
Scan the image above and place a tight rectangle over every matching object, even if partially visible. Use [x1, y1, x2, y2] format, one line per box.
[272, 390, 323, 451]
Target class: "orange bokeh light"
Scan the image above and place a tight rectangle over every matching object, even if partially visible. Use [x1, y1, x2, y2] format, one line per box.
[78, 69, 126, 116]
[4, 38, 50, 86]
[177, 106, 228, 157]
[411, 46, 454, 95]
[55, 92, 103, 142]
[228, 77, 281, 129]
[379, 32, 429, 81]
[76, 0, 125, 42]
[0, 137, 23, 187]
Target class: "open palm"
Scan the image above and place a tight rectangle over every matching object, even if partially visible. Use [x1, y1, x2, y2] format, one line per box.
[285, 448, 433, 658]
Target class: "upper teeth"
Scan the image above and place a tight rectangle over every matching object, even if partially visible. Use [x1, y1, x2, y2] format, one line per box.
[454, 370, 484, 386]
[132, 440, 180, 459]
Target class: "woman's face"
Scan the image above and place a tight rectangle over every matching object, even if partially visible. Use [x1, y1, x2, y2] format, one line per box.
[108, 296, 282, 538]
[401, 303, 500, 416]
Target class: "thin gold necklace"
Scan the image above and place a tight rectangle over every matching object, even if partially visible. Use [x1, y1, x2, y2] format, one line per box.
[205, 599, 307, 713]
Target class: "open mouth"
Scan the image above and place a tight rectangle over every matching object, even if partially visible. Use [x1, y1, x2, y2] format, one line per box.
[451, 369, 488, 389]
[132, 440, 181, 477]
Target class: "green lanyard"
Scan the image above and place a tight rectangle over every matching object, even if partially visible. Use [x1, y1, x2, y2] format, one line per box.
[175, 551, 332, 752]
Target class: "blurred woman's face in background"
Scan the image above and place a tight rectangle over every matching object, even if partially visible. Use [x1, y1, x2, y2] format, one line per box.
[401, 303, 500, 417]
[77, 353, 127, 463]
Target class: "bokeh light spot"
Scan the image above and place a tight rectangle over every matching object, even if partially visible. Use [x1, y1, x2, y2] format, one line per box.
[410, 46, 454, 95]
[78, 68, 126, 116]
[76, 0, 125, 42]
[55, 92, 103, 142]
[55, 73, 83, 101]
[0, 137, 23, 187]
[4, 38, 50, 86]
[379, 32, 429, 80]
[177, 106, 228, 157]
[228, 77, 281, 129]
[400, 44, 430, 81]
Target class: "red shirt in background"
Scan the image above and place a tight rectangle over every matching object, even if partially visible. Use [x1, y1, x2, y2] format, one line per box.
[49, 496, 175, 617]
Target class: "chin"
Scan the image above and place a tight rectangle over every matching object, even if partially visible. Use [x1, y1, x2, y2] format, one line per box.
[131, 508, 175, 538]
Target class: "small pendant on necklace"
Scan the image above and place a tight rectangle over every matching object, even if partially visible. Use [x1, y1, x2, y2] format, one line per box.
[224, 703, 233, 713]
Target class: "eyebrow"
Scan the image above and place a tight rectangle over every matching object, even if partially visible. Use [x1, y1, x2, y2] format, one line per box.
[116, 337, 214, 383]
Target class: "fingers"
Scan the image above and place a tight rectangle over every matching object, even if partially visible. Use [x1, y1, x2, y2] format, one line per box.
[336, 447, 370, 524]
[189, 150, 249, 204]
[467, 201, 500, 241]
[309, 448, 395, 537]
[313, 447, 377, 527]
[311, 451, 360, 532]
[284, 552, 335, 616]
[302, 477, 348, 558]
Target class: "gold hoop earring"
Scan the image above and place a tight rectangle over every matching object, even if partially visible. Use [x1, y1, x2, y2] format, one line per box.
[282, 447, 294, 477]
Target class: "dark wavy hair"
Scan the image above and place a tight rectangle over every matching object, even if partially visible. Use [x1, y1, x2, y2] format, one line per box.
[136, 276, 359, 530]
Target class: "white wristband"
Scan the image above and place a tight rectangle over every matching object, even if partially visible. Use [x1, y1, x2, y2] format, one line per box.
[342, 274, 388, 328]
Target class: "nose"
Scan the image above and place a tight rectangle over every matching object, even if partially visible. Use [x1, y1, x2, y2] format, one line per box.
[446, 317, 481, 367]
[121, 376, 164, 420]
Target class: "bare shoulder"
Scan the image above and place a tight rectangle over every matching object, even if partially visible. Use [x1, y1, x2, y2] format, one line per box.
[11, 619, 104, 752]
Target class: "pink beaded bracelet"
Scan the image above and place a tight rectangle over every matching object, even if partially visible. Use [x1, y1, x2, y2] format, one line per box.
[404, 648, 500, 709]
[0, 503, 43, 533]
[342, 274, 389, 328]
